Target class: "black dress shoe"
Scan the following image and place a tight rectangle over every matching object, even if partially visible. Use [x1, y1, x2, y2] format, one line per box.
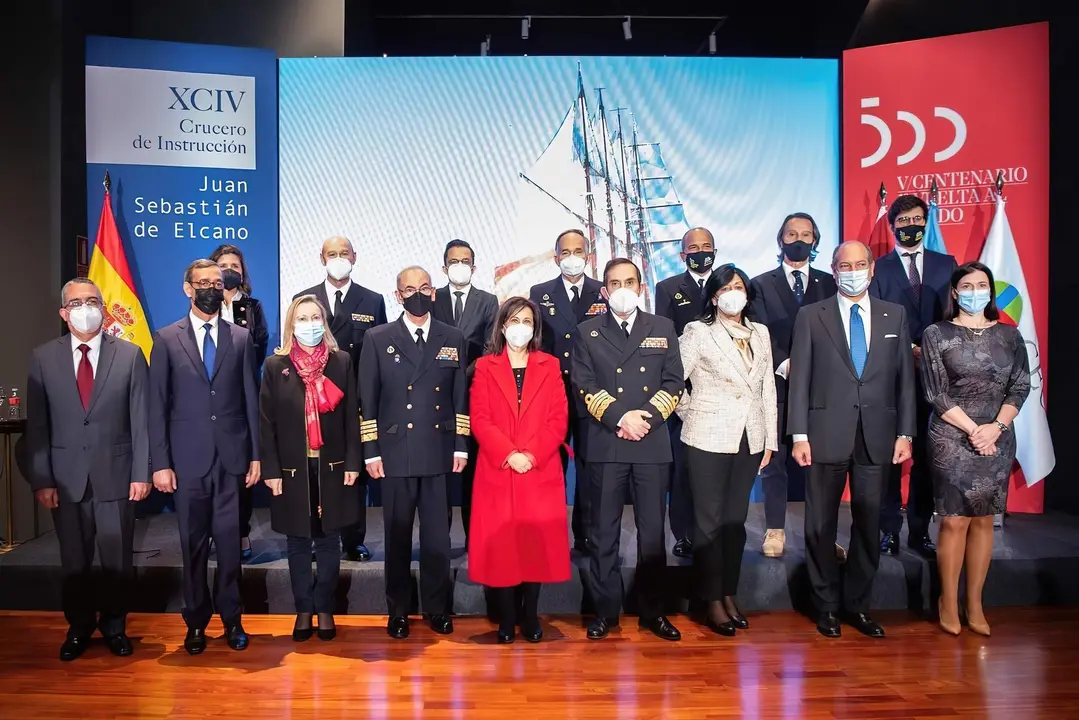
[641, 616, 682, 641]
[706, 617, 737, 636]
[573, 538, 591, 554]
[521, 622, 543, 644]
[60, 636, 91, 662]
[672, 538, 693, 558]
[346, 544, 372, 562]
[184, 627, 207, 655]
[387, 616, 409, 639]
[426, 614, 454, 635]
[225, 623, 250, 650]
[293, 613, 314, 642]
[817, 612, 841, 638]
[496, 628, 515, 644]
[316, 613, 336, 641]
[587, 617, 618, 640]
[880, 533, 899, 556]
[909, 536, 937, 559]
[843, 612, 885, 638]
[105, 633, 134, 657]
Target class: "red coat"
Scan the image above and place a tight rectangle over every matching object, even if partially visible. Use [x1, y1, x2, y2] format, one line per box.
[468, 350, 571, 587]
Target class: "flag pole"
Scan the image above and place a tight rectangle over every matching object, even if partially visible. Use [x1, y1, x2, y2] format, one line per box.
[878, 181, 887, 209]
[995, 169, 1005, 200]
[930, 178, 938, 205]
[103, 170, 111, 193]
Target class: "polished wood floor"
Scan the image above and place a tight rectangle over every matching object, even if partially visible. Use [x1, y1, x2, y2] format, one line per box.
[1, 609, 1078, 719]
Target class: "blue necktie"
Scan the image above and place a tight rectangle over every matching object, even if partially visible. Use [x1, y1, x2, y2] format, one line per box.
[202, 323, 216, 378]
[792, 270, 805, 305]
[849, 304, 867, 378]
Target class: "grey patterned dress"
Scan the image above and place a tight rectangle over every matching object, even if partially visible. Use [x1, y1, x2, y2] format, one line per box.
[920, 322, 1031, 516]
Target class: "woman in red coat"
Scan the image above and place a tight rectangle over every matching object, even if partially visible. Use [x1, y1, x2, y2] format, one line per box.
[469, 296, 570, 644]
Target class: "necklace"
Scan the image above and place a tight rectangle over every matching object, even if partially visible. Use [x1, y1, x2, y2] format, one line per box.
[959, 321, 992, 337]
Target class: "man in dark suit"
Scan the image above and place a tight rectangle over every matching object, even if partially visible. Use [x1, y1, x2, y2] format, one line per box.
[150, 259, 261, 654]
[788, 241, 917, 639]
[869, 195, 957, 559]
[572, 258, 684, 642]
[654, 226, 715, 558]
[25, 278, 150, 660]
[360, 266, 469, 640]
[295, 235, 387, 562]
[529, 229, 608, 552]
[747, 213, 837, 558]
[432, 238, 497, 545]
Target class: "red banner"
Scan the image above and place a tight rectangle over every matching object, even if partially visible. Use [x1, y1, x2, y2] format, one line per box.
[842, 23, 1050, 513]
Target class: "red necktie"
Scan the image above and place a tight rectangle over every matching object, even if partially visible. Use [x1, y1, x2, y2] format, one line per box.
[77, 344, 93, 410]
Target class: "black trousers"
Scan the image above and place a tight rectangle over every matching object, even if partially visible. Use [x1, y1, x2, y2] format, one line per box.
[286, 533, 340, 614]
[563, 383, 591, 545]
[490, 583, 541, 631]
[804, 420, 885, 614]
[340, 472, 368, 551]
[447, 435, 477, 545]
[586, 462, 668, 620]
[760, 404, 807, 530]
[881, 388, 933, 540]
[175, 456, 243, 629]
[686, 437, 762, 600]
[383, 475, 452, 617]
[53, 484, 134, 638]
[666, 415, 693, 543]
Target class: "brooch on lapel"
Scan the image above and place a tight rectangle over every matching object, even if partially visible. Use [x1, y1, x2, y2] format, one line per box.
[542, 293, 550, 301]
[549, 307, 556, 315]
[281, 367, 290, 377]
[590, 330, 598, 337]
[394, 355, 401, 363]
[387, 346, 395, 354]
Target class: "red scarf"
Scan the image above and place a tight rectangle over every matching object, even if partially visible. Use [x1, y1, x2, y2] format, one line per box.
[289, 342, 344, 450]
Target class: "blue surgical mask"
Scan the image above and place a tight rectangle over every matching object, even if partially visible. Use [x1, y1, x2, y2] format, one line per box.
[957, 289, 991, 315]
[294, 321, 325, 347]
[836, 268, 871, 297]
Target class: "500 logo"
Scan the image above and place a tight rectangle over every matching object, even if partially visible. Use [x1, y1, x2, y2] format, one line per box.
[858, 98, 967, 168]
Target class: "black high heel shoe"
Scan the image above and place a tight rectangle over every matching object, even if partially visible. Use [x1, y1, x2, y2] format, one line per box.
[293, 613, 314, 642]
[316, 613, 336, 641]
[725, 601, 749, 630]
[706, 601, 736, 637]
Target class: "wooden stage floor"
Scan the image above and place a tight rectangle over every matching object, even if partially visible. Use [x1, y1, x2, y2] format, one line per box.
[1, 609, 1077, 719]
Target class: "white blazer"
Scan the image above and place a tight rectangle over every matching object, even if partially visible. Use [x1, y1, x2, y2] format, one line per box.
[677, 319, 778, 455]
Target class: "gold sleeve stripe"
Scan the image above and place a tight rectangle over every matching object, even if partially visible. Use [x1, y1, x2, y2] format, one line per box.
[360, 417, 378, 442]
[649, 390, 679, 420]
[361, 429, 378, 442]
[584, 390, 616, 421]
[455, 414, 471, 436]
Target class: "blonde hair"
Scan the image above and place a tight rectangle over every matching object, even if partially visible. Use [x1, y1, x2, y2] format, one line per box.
[276, 295, 339, 355]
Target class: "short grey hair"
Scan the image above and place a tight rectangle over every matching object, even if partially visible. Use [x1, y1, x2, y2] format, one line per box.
[184, 258, 219, 283]
[831, 241, 873, 266]
[61, 278, 101, 307]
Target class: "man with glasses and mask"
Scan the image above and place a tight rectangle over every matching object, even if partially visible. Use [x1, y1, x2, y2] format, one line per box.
[25, 279, 150, 661]
[869, 195, 957, 560]
[359, 266, 469, 639]
[149, 259, 261, 655]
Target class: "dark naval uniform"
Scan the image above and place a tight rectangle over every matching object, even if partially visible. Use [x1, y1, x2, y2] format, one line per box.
[295, 281, 387, 552]
[529, 275, 607, 547]
[571, 309, 684, 621]
[358, 315, 469, 617]
[653, 270, 708, 548]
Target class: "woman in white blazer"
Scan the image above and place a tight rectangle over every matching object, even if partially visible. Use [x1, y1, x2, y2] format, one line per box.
[679, 264, 777, 636]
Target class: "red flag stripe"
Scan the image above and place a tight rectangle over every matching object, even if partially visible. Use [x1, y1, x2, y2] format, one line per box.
[95, 191, 137, 291]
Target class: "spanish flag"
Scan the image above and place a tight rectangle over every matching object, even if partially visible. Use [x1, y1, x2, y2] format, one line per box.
[88, 171, 152, 361]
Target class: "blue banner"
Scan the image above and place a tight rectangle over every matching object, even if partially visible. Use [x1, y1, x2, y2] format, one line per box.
[85, 36, 279, 351]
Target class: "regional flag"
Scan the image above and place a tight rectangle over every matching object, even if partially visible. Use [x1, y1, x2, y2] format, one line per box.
[923, 199, 948, 254]
[979, 194, 1055, 485]
[89, 173, 153, 361]
[866, 202, 891, 259]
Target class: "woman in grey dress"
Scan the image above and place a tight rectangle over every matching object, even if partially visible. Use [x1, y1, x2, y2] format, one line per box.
[920, 261, 1030, 637]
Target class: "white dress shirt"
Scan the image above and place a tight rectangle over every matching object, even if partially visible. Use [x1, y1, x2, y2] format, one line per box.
[449, 283, 472, 322]
[688, 269, 711, 291]
[324, 279, 352, 318]
[189, 311, 219, 360]
[614, 309, 640, 429]
[792, 294, 871, 444]
[563, 276, 585, 303]
[895, 244, 924, 280]
[782, 262, 811, 291]
[71, 332, 103, 378]
[220, 290, 244, 324]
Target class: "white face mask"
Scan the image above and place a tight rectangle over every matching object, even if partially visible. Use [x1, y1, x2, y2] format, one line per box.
[69, 305, 103, 334]
[503, 324, 533, 349]
[715, 289, 747, 316]
[607, 287, 641, 315]
[447, 263, 473, 286]
[559, 254, 587, 278]
[836, 268, 871, 297]
[325, 257, 353, 282]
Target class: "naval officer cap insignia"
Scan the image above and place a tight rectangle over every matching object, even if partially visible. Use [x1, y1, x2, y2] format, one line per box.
[387, 346, 395, 353]
[590, 330, 598, 337]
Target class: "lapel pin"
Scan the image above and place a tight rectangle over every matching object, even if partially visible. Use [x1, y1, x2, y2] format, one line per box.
[387, 345, 395, 353]
[543, 293, 550, 301]
[549, 307, 556, 316]
[590, 330, 598, 337]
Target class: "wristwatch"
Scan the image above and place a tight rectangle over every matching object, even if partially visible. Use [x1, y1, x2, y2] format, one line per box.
[897, 435, 912, 442]
[994, 421, 1009, 432]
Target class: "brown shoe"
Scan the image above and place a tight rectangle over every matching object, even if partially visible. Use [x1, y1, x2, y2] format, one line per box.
[762, 529, 785, 557]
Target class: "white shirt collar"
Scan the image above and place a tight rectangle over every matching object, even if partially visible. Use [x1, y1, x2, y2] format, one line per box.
[614, 309, 638, 334]
[403, 312, 432, 341]
[448, 283, 472, 302]
[190, 310, 219, 330]
[894, 243, 924, 257]
[837, 292, 871, 316]
[71, 331, 103, 355]
[562, 275, 585, 298]
[782, 262, 809, 280]
[325, 279, 352, 303]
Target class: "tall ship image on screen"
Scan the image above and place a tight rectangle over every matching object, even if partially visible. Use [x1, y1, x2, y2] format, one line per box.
[495, 66, 692, 310]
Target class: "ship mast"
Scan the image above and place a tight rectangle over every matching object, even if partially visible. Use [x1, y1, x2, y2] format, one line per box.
[613, 108, 633, 254]
[576, 66, 598, 277]
[630, 117, 651, 284]
[595, 88, 617, 260]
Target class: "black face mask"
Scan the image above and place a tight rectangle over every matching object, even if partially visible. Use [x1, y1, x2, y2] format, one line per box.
[782, 240, 813, 263]
[193, 287, 224, 315]
[685, 250, 715, 273]
[402, 291, 433, 317]
[221, 269, 243, 291]
[894, 224, 926, 248]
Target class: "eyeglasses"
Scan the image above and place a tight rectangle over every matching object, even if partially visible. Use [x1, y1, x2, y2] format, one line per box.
[65, 298, 102, 309]
[398, 286, 433, 298]
[189, 280, 225, 290]
[894, 214, 926, 226]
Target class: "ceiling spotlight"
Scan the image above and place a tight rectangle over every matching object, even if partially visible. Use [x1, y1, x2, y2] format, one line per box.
[708, 33, 716, 55]
[622, 16, 632, 40]
[522, 16, 531, 40]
